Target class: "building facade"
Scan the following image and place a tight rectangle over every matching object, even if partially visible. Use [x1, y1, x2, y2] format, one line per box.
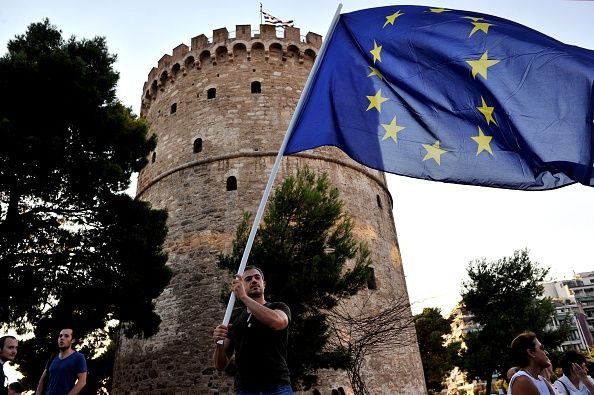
[543, 280, 593, 352]
[560, 272, 594, 344]
[111, 25, 425, 394]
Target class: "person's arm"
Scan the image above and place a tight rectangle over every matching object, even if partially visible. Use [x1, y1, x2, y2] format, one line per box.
[35, 369, 48, 395]
[510, 375, 541, 395]
[67, 372, 87, 395]
[212, 324, 233, 370]
[231, 278, 288, 330]
[241, 297, 288, 330]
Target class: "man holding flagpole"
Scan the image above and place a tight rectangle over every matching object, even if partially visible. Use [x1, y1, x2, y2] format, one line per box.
[213, 266, 293, 395]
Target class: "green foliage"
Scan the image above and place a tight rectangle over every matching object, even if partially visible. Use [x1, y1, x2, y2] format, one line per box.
[219, 168, 372, 389]
[414, 308, 458, 394]
[0, 19, 170, 388]
[459, 249, 565, 391]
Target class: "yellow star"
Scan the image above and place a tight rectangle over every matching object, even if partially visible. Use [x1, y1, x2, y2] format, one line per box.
[381, 116, 406, 142]
[469, 21, 494, 37]
[366, 89, 389, 112]
[367, 66, 384, 80]
[471, 126, 494, 156]
[466, 51, 500, 79]
[422, 140, 448, 165]
[370, 40, 382, 64]
[477, 96, 497, 126]
[429, 8, 451, 13]
[461, 16, 483, 22]
[383, 10, 404, 28]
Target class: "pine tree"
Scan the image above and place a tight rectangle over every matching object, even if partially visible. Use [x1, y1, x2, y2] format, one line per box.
[0, 20, 171, 390]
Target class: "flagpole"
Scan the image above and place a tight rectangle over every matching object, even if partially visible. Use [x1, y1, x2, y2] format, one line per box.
[218, 3, 344, 332]
[260, 3, 263, 26]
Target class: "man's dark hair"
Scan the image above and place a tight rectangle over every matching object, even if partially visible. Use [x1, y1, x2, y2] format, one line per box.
[510, 331, 537, 367]
[0, 335, 16, 349]
[8, 381, 24, 392]
[560, 349, 587, 376]
[244, 265, 264, 280]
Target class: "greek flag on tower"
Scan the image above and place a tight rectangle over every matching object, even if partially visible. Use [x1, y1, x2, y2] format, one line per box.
[262, 11, 294, 28]
[284, 5, 594, 190]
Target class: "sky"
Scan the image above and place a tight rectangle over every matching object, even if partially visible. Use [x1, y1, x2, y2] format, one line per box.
[1, 0, 593, 330]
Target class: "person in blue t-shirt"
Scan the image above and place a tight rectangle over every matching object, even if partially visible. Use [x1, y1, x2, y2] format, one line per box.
[35, 328, 87, 395]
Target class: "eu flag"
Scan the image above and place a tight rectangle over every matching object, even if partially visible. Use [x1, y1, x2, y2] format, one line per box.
[284, 6, 594, 190]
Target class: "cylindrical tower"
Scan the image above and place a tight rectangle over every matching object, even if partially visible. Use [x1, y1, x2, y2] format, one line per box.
[112, 24, 425, 395]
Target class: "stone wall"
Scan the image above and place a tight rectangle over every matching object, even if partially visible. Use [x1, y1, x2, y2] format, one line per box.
[111, 24, 426, 395]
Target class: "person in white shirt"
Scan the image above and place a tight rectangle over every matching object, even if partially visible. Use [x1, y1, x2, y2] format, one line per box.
[553, 350, 594, 395]
[507, 331, 555, 395]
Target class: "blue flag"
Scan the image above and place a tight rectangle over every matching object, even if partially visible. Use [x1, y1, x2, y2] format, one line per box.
[284, 6, 594, 190]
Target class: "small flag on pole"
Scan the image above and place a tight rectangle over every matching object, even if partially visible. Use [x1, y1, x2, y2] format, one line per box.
[262, 11, 294, 28]
[284, 6, 594, 190]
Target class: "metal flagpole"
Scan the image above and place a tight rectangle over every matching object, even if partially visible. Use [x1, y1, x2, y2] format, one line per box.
[218, 3, 344, 335]
[260, 3, 263, 26]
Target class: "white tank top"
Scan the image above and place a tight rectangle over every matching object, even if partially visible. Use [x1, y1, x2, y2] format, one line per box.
[508, 370, 551, 395]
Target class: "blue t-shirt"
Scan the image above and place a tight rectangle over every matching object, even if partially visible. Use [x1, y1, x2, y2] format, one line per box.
[46, 351, 87, 395]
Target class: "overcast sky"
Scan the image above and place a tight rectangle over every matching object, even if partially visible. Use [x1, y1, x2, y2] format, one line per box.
[2, 0, 593, 329]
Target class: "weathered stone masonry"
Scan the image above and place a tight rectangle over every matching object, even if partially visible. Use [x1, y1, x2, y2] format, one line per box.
[111, 24, 426, 395]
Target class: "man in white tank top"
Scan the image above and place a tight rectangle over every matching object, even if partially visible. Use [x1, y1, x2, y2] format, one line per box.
[508, 331, 555, 395]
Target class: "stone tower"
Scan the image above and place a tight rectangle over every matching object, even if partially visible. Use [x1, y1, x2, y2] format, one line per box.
[111, 24, 426, 395]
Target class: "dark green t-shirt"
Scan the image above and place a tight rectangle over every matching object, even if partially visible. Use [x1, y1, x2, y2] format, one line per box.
[229, 302, 291, 392]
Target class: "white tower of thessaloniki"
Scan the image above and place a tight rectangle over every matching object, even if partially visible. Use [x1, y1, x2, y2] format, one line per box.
[111, 24, 426, 395]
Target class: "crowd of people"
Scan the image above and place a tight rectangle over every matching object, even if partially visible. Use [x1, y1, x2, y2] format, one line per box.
[1, 328, 87, 395]
[506, 331, 594, 395]
[4, 269, 594, 395]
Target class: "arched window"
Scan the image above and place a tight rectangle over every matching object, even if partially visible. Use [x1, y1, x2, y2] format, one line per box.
[251, 42, 265, 59]
[226, 176, 237, 191]
[269, 43, 283, 61]
[251, 81, 261, 94]
[367, 267, 377, 290]
[337, 388, 347, 395]
[193, 138, 203, 153]
[233, 43, 247, 60]
[171, 63, 181, 77]
[312, 391, 322, 395]
[184, 56, 195, 69]
[151, 152, 156, 163]
[150, 80, 158, 97]
[159, 70, 168, 85]
[170, 103, 177, 114]
[215, 46, 229, 63]
[207, 88, 216, 99]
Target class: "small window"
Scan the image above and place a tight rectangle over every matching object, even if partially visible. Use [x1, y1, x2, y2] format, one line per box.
[367, 267, 377, 290]
[331, 390, 340, 395]
[376, 194, 382, 209]
[170, 103, 177, 114]
[337, 388, 347, 395]
[226, 176, 237, 191]
[151, 152, 156, 163]
[193, 138, 203, 153]
[207, 88, 216, 99]
[312, 391, 322, 395]
[251, 81, 261, 94]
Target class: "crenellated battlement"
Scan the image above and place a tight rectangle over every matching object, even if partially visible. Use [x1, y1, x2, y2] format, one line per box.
[141, 24, 322, 112]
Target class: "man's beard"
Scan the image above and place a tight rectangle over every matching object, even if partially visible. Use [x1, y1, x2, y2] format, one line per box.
[247, 286, 263, 298]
